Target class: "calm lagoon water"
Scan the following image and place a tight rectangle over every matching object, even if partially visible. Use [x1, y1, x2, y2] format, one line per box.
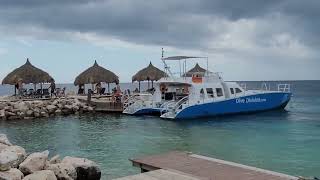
[0, 81, 319, 179]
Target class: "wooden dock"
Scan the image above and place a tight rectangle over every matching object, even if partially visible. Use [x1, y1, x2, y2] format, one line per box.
[115, 169, 205, 180]
[91, 99, 123, 112]
[76, 96, 123, 112]
[116, 151, 298, 180]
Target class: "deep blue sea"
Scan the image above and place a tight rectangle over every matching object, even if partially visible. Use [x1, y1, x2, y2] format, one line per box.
[0, 81, 319, 180]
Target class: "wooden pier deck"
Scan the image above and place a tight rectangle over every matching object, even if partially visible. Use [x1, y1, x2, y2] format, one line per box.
[118, 151, 298, 180]
[76, 96, 123, 112]
[115, 169, 205, 180]
[91, 99, 123, 112]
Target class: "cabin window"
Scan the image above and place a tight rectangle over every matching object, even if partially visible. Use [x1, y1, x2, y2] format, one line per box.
[230, 88, 234, 94]
[206, 88, 214, 98]
[235, 88, 242, 93]
[216, 88, 223, 97]
[165, 92, 175, 100]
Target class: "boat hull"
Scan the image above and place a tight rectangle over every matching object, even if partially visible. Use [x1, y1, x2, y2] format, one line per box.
[173, 92, 291, 119]
[124, 108, 163, 116]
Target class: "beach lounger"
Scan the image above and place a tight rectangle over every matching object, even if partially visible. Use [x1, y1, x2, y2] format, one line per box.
[42, 89, 50, 98]
[34, 89, 42, 98]
[100, 88, 106, 95]
[27, 89, 34, 97]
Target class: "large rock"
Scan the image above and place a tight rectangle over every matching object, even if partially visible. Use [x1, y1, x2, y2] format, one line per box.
[46, 105, 57, 114]
[54, 110, 62, 116]
[17, 112, 25, 119]
[2, 146, 26, 168]
[0, 144, 9, 151]
[52, 100, 59, 106]
[22, 170, 57, 180]
[0, 134, 12, 146]
[47, 163, 77, 180]
[49, 155, 61, 165]
[40, 111, 49, 118]
[7, 116, 20, 120]
[64, 105, 73, 111]
[0, 103, 5, 110]
[34, 112, 40, 118]
[4, 112, 15, 117]
[0, 150, 18, 171]
[62, 157, 101, 180]
[25, 110, 33, 117]
[0, 168, 24, 180]
[4, 106, 13, 112]
[19, 150, 49, 175]
[0, 110, 5, 120]
[87, 107, 94, 112]
[72, 105, 79, 112]
[13, 102, 29, 113]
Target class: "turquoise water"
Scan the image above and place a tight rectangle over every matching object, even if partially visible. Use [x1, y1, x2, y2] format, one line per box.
[0, 81, 320, 179]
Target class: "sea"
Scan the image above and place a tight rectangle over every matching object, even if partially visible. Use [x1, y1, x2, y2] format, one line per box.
[0, 80, 319, 179]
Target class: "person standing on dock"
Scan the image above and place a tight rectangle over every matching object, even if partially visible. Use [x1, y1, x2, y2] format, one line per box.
[95, 82, 102, 95]
[49, 78, 56, 98]
[17, 78, 23, 98]
[78, 84, 85, 95]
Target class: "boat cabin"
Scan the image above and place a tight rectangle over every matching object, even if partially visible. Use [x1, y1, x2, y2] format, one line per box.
[158, 82, 191, 101]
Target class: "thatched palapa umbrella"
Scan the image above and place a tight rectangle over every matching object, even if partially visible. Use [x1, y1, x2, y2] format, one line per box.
[74, 60, 119, 93]
[183, 63, 207, 77]
[2, 58, 54, 95]
[132, 62, 166, 91]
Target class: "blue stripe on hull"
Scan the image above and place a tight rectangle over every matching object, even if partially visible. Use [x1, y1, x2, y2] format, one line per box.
[133, 108, 162, 116]
[175, 92, 291, 119]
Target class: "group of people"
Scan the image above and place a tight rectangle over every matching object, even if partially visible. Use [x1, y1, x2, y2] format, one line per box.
[78, 82, 122, 96]
[14, 78, 65, 98]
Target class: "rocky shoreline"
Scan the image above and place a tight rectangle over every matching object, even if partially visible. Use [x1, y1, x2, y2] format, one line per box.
[0, 98, 95, 121]
[0, 134, 101, 180]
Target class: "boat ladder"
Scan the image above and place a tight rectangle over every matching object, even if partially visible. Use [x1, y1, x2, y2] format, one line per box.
[165, 96, 189, 115]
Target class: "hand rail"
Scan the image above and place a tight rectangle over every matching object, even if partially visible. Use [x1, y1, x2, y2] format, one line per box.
[173, 96, 189, 112]
[278, 84, 291, 92]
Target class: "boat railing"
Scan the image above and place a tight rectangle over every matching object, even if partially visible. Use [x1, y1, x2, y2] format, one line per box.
[173, 96, 189, 113]
[160, 101, 176, 115]
[160, 100, 175, 108]
[123, 95, 137, 109]
[123, 94, 152, 109]
[239, 83, 247, 91]
[278, 84, 291, 92]
[261, 82, 271, 91]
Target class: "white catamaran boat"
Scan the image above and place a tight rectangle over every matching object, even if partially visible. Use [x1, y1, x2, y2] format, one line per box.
[123, 55, 292, 120]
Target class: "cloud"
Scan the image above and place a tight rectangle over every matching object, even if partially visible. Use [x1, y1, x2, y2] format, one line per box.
[0, 0, 319, 81]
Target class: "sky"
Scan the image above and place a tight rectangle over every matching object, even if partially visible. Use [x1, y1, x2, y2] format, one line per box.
[0, 0, 319, 83]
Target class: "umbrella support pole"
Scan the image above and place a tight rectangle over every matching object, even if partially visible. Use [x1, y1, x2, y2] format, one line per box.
[40, 83, 43, 98]
[139, 81, 141, 93]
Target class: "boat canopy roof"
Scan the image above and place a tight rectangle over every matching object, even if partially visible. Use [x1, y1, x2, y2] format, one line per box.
[162, 56, 207, 60]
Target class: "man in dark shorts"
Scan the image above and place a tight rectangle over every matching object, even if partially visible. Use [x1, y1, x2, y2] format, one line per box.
[49, 78, 56, 98]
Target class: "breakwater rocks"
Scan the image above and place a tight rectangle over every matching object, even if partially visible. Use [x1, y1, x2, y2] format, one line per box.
[0, 98, 94, 120]
[0, 134, 101, 180]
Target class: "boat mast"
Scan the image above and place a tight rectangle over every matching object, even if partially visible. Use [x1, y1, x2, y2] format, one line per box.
[161, 48, 173, 78]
